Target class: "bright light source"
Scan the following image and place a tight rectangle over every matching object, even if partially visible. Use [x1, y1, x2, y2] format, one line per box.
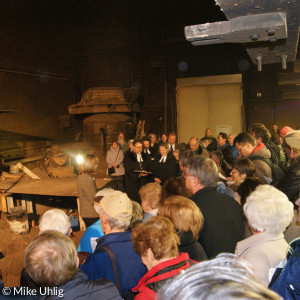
[76, 155, 84, 164]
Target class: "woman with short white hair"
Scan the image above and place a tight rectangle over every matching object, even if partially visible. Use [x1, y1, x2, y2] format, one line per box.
[235, 185, 294, 286]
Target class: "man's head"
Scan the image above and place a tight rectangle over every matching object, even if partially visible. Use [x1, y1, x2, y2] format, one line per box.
[189, 137, 199, 152]
[142, 138, 150, 150]
[94, 190, 132, 234]
[185, 156, 218, 194]
[203, 137, 213, 148]
[128, 139, 134, 151]
[168, 132, 176, 145]
[235, 133, 257, 158]
[228, 134, 236, 146]
[24, 230, 77, 288]
[133, 140, 143, 154]
[217, 132, 228, 147]
[118, 132, 125, 141]
[39, 209, 71, 236]
[210, 150, 223, 167]
[250, 123, 271, 146]
[284, 130, 300, 159]
[179, 150, 195, 172]
[205, 128, 212, 137]
[149, 133, 156, 144]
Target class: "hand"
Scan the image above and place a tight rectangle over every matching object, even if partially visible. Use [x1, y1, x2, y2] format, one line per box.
[139, 170, 149, 177]
[154, 178, 161, 183]
[112, 163, 117, 168]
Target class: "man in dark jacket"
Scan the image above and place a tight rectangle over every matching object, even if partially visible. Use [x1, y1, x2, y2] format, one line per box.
[235, 132, 272, 184]
[201, 128, 217, 151]
[188, 137, 209, 157]
[80, 191, 147, 296]
[276, 130, 300, 204]
[124, 140, 152, 203]
[186, 156, 245, 259]
[24, 231, 121, 300]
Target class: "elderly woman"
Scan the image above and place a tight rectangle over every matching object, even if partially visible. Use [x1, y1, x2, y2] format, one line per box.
[159, 196, 207, 261]
[139, 182, 162, 222]
[130, 216, 195, 300]
[153, 142, 177, 185]
[235, 185, 294, 286]
[106, 140, 125, 191]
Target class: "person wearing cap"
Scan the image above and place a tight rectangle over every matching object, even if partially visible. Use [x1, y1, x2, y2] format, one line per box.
[276, 130, 300, 204]
[80, 190, 147, 297]
[77, 188, 114, 254]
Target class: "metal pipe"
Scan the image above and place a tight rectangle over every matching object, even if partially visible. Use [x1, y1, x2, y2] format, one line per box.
[257, 55, 262, 72]
[281, 54, 287, 70]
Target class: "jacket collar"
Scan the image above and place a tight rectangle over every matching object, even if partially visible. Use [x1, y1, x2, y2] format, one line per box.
[95, 231, 131, 251]
[130, 151, 148, 161]
[132, 253, 190, 290]
[191, 186, 218, 200]
[235, 232, 285, 256]
[179, 231, 195, 247]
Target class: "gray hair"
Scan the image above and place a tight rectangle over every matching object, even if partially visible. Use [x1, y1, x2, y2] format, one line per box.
[96, 206, 130, 231]
[39, 209, 71, 235]
[244, 185, 294, 235]
[179, 150, 195, 167]
[24, 230, 77, 287]
[157, 253, 280, 300]
[187, 156, 218, 187]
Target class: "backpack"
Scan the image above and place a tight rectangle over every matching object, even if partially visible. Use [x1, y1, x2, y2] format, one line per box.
[269, 238, 300, 299]
[251, 156, 284, 182]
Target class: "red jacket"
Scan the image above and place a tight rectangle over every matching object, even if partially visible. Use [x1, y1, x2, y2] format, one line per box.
[132, 253, 196, 300]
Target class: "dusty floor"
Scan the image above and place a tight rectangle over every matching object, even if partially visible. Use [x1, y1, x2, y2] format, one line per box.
[0, 210, 84, 287]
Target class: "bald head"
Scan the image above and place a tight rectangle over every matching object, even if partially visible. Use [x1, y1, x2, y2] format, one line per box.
[189, 137, 199, 152]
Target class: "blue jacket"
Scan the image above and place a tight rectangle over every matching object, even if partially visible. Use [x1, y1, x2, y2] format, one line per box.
[39, 270, 121, 300]
[77, 219, 104, 253]
[269, 238, 300, 299]
[80, 231, 146, 296]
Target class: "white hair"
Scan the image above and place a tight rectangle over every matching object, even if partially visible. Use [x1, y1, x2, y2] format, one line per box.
[39, 209, 71, 235]
[157, 253, 280, 300]
[244, 185, 294, 235]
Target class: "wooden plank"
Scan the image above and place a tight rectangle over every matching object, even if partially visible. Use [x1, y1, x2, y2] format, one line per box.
[0, 193, 8, 213]
[282, 91, 300, 98]
[278, 73, 300, 85]
[6, 196, 14, 213]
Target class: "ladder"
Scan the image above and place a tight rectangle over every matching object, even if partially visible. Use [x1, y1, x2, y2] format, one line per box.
[135, 120, 145, 140]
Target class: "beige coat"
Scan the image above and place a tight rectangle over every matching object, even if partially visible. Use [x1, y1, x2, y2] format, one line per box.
[235, 232, 288, 287]
[106, 146, 125, 176]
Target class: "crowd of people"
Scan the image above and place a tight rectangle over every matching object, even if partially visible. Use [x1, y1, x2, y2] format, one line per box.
[1, 123, 300, 299]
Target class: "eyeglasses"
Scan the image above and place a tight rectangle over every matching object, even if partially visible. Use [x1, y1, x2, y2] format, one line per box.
[237, 144, 246, 153]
